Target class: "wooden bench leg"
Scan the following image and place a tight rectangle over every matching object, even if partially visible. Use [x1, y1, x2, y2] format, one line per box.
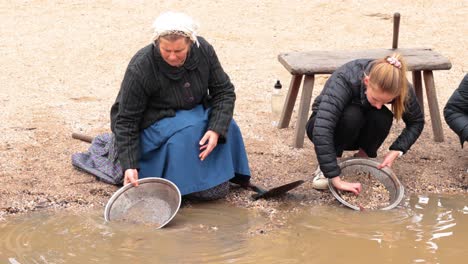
[412, 71, 424, 115]
[278, 75, 303, 128]
[423, 70, 444, 142]
[293, 75, 315, 148]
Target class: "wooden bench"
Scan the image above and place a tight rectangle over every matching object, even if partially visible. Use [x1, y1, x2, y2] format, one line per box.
[277, 48, 452, 148]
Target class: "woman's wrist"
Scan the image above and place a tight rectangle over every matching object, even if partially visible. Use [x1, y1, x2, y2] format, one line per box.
[390, 150, 403, 158]
[331, 176, 342, 186]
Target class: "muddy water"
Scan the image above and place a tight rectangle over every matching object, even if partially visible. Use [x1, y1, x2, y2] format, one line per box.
[1, 195, 467, 264]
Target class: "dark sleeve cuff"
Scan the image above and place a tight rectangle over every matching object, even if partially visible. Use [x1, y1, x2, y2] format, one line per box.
[119, 158, 139, 172]
[323, 167, 341, 178]
[389, 146, 406, 154]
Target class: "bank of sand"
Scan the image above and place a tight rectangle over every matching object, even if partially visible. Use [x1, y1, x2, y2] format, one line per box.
[1, 1, 466, 227]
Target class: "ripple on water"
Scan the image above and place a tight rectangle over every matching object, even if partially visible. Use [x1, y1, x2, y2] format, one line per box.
[0, 202, 265, 264]
[0, 210, 110, 263]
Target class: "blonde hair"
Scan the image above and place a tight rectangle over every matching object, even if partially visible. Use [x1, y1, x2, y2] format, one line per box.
[368, 53, 408, 120]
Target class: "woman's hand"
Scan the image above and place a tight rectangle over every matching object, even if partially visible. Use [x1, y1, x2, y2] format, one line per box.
[199, 130, 219, 161]
[331, 176, 362, 195]
[124, 169, 139, 186]
[377, 150, 401, 169]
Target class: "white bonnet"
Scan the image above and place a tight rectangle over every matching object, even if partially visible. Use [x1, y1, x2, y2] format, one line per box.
[152, 11, 200, 47]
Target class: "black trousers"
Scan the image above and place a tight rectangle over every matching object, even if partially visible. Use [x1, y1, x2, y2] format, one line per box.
[306, 104, 393, 158]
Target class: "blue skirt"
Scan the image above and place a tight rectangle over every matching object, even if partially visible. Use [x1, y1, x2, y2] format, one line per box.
[139, 105, 251, 195]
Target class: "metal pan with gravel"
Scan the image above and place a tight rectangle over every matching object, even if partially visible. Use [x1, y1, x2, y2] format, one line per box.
[328, 158, 404, 211]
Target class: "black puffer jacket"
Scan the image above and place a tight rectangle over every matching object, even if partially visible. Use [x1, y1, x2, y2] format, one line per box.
[444, 74, 468, 147]
[311, 59, 425, 178]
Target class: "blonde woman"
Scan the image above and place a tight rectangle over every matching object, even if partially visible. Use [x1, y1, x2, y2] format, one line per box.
[306, 54, 424, 195]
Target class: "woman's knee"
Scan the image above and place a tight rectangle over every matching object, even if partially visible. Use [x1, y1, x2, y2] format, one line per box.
[367, 106, 393, 130]
[307, 106, 364, 142]
[339, 105, 365, 130]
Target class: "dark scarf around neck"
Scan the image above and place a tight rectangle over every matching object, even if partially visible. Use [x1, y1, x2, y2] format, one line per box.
[153, 42, 200, 80]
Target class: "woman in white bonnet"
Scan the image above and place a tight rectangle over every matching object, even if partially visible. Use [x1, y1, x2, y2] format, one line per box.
[110, 11, 251, 200]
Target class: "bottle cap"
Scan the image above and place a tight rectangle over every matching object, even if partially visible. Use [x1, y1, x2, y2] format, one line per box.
[274, 80, 282, 89]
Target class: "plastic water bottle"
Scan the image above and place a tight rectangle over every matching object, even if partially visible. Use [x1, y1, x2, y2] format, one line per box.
[271, 80, 283, 127]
